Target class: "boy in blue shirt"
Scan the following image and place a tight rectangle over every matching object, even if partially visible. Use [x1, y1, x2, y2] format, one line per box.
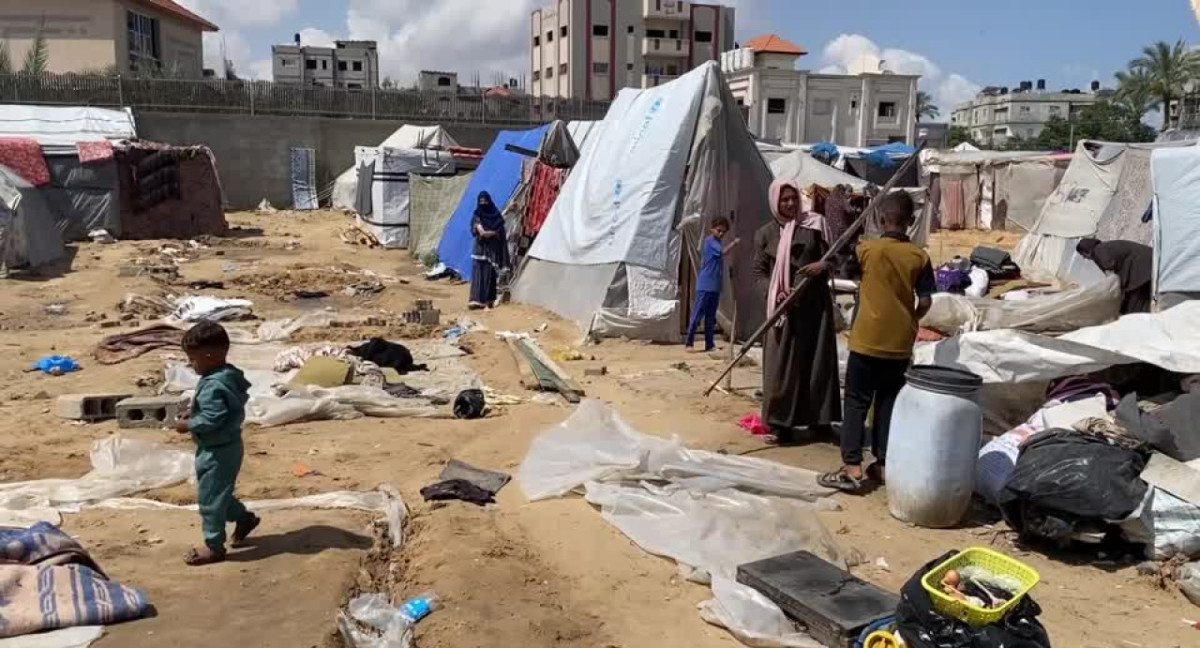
[686, 216, 738, 352]
[175, 321, 260, 566]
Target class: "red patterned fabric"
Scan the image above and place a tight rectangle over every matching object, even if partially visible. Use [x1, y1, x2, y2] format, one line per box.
[524, 161, 567, 237]
[77, 140, 115, 164]
[0, 138, 50, 186]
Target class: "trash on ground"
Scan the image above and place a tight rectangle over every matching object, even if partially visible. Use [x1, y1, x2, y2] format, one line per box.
[737, 413, 770, 436]
[88, 229, 116, 244]
[338, 592, 440, 648]
[452, 389, 486, 419]
[31, 355, 81, 375]
[439, 459, 511, 495]
[420, 479, 495, 506]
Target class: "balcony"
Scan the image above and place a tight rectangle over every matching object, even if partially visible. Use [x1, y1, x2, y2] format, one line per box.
[644, 0, 690, 19]
[642, 74, 679, 88]
[642, 37, 689, 57]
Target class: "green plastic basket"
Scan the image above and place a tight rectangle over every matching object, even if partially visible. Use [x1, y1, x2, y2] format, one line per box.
[920, 547, 1041, 627]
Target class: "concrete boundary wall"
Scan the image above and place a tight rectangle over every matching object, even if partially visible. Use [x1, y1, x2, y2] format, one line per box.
[135, 111, 505, 210]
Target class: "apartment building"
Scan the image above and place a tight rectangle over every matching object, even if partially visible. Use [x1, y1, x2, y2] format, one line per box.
[272, 38, 380, 89]
[529, 0, 735, 100]
[722, 35, 919, 147]
[950, 81, 1101, 145]
[0, 0, 217, 77]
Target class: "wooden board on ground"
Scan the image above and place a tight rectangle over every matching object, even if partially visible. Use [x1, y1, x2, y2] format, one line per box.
[518, 339, 585, 396]
[505, 337, 540, 391]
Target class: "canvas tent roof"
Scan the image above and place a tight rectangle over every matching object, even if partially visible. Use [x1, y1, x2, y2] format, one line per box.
[1014, 139, 1195, 282]
[0, 165, 64, 270]
[331, 125, 459, 210]
[0, 105, 136, 146]
[437, 125, 549, 280]
[771, 150, 868, 192]
[1151, 146, 1200, 299]
[512, 62, 774, 341]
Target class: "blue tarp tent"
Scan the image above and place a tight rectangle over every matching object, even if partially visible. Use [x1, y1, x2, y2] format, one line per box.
[437, 126, 549, 280]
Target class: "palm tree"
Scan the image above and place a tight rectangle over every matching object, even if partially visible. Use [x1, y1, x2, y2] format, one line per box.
[20, 28, 48, 75]
[1130, 39, 1200, 130]
[1114, 68, 1160, 121]
[0, 41, 11, 75]
[916, 91, 939, 122]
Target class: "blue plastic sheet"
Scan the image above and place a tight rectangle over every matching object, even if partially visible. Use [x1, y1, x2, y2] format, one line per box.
[32, 355, 80, 374]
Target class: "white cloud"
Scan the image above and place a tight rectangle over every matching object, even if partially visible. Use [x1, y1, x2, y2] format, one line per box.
[819, 33, 980, 118]
[297, 28, 337, 48]
[176, 0, 299, 27]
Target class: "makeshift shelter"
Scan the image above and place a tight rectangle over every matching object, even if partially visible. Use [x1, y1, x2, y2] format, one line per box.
[115, 142, 227, 240]
[409, 173, 472, 262]
[331, 125, 459, 210]
[1151, 145, 1200, 304]
[356, 149, 456, 249]
[0, 165, 64, 270]
[437, 126, 549, 280]
[0, 105, 136, 146]
[504, 121, 588, 251]
[842, 142, 921, 187]
[512, 63, 774, 341]
[919, 149, 1071, 232]
[1014, 139, 1194, 282]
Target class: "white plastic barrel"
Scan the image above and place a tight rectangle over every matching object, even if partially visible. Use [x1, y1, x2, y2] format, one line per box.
[886, 365, 984, 528]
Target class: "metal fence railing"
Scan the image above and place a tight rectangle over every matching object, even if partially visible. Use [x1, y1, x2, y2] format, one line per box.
[0, 73, 612, 125]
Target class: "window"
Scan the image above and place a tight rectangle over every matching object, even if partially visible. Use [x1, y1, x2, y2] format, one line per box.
[561, 26, 568, 37]
[338, 61, 348, 71]
[594, 62, 610, 75]
[1019, 105, 1032, 115]
[321, 59, 328, 70]
[669, 29, 679, 38]
[532, 70, 541, 81]
[627, 63, 634, 70]
[437, 76, 452, 87]
[647, 29, 666, 38]
[695, 30, 713, 43]
[1048, 105, 1062, 115]
[306, 59, 318, 70]
[627, 25, 635, 34]
[878, 101, 898, 119]
[546, 67, 554, 79]
[593, 25, 609, 37]
[560, 63, 568, 75]
[347, 83, 363, 90]
[666, 64, 678, 75]
[767, 98, 787, 114]
[533, 35, 540, 47]
[813, 99, 834, 115]
[280, 59, 292, 67]
[353, 61, 363, 72]
[127, 11, 161, 70]
[547, 31, 554, 42]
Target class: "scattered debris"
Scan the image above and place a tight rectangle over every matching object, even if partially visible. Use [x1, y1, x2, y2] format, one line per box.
[583, 367, 608, 377]
[30, 355, 80, 376]
[256, 198, 277, 213]
[56, 393, 133, 421]
[44, 303, 68, 316]
[291, 462, 323, 478]
[340, 227, 380, 248]
[403, 299, 440, 326]
[88, 229, 116, 244]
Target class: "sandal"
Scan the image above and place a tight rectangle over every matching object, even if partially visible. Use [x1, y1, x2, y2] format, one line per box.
[184, 546, 227, 566]
[866, 463, 886, 484]
[818, 470, 865, 493]
[232, 513, 261, 547]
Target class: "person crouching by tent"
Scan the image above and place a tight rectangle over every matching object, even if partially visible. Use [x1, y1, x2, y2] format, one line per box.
[685, 216, 739, 353]
[469, 191, 510, 310]
[754, 180, 841, 445]
[1076, 238, 1153, 314]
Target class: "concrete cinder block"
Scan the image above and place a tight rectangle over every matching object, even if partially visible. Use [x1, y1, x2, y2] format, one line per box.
[56, 393, 134, 421]
[116, 396, 183, 429]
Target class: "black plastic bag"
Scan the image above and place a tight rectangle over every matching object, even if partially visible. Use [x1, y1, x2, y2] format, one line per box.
[970, 246, 1021, 281]
[896, 551, 1051, 648]
[453, 389, 486, 419]
[420, 479, 495, 506]
[998, 429, 1147, 544]
[1116, 391, 1200, 462]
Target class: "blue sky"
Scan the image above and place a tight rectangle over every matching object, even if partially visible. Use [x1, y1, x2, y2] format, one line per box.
[178, 0, 1199, 117]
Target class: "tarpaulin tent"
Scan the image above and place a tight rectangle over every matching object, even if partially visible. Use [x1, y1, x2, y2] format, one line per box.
[0, 165, 64, 270]
[437, 126, 549, 280]
[0, 105, 136, 146]
[1014, 140, 1195, 282]
[409, 173, 471, 262]
[512, 62, 773, 341]
[40, 152, 121, 240]
[1151, 146, 1200, 302]
[116, 142, 228, 240]
[919, 149, 1071, 232]
[358, 148, 456, 249]
[331, 125, 459, 210]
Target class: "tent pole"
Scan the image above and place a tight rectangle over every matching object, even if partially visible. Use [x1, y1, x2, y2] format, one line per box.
[703, 142, 927, 397]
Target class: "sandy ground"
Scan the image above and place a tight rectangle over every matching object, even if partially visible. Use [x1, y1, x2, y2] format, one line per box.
[0, 213, 1195, 648]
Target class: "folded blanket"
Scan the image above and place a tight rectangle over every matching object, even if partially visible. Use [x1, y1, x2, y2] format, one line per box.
[0, 563, 149, 638]
[94, 324, 185, 365]
[0, 138, 50, 186]
[0, 522, 103, 576]
[77, 141, 115, 165]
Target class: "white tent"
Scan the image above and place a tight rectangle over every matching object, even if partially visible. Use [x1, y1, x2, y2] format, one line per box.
[1014, 139, 1194, 283]
[0, 105, 136, 147]
[952, 141, 981, 152]
[355, 148, 456, 248]
[1151, 146, 1200, 303]
[332, 125, 459, 210]
[919, 149, 1071, 232]
[0, 165, 64, 270]
[512, 62, 774, 341]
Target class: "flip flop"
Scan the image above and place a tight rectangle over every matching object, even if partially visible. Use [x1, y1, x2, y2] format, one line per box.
[866, 463, 886, 484]
[232, 514, 261, 547]
[818, 470, 865, 493]
[184, 546, 227, 566]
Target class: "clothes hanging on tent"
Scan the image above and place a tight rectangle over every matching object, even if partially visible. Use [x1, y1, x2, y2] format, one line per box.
[290, 147, 319, 210]
[355, 160, 374, 216]
[0, 137, 50, 186]
[524, 161, 566, 238]
[76, 140, 114, 164]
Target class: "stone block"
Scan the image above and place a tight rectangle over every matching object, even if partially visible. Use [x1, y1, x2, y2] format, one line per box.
[116, 396, 183, 429]
[56, 393, 134, 421]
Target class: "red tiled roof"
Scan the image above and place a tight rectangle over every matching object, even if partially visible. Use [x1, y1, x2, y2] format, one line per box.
[133, 0, 220, 32]
[745, 34, 806, 56]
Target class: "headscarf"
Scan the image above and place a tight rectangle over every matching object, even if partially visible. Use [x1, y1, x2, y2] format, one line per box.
[1076, 238, 1101, 259]
[767, 180, 800, 324]
[474, 191, 505, 233]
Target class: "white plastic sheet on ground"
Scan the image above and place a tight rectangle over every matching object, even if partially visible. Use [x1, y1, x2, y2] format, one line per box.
[915, 300, 1200, 383]
[0, 626, 104, 648]
[1121, 487, 1200, 560]
[337, 593, 415, 648]
[0, 439, 191, 527]
[166, 296, 254, 325]
[920, 275, 1120, 336]
[519, 401, 840, 648]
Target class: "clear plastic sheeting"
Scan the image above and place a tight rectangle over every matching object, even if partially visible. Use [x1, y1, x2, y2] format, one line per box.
[0, 626, 105, 648]
[247, 385, 445, 428]
[519, 401, 841, 648]
[166, 296, 254, 325]
[338, 594, 414, 648]
[920, 275, 1121, 336]
[915, 300, 1200, 383]
[0, 439, 191, 526]
[1121, 487, 1200, 560]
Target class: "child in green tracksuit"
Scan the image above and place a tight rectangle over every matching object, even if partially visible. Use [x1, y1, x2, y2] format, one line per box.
[176, 321, 260, 566]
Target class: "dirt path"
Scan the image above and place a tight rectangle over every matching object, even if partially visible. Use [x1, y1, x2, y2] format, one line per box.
[0, 213, 1194, 648]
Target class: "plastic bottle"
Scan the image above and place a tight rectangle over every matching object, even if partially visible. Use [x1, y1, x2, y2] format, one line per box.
[399, 592, 441, 624]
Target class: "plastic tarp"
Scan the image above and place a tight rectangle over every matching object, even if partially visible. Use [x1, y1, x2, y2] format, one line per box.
[40, 155, 120, 242]
[519, 401, 840, 648]
[0, 164, 64, 269]
[914, 299, 1200, 383]
[409, 173, 471, 262]
[1152, 146, 1200, 297]
[360, 148, 456, 249]
[0, 105, 136, 146]
[920, 274, 1121, 336]
[770, 150, 867, 192]
[566, 121, 601, 154]
[1095, 147, 1154, 246]
[291, 147, 318, 210]
[514, 63, 775, 341]
[332, 125, 460, 210]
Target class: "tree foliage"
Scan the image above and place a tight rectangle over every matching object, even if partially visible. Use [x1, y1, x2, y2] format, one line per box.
[1129, 39, 1200, 130]
[21, 28, 48, 75]
[947, 126, 977, 148]
[0, 41, 11, 75]
[1114, 68, 1160, 120]
[1034, 101, 1155, 151]
[916, 91, 939, 122]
